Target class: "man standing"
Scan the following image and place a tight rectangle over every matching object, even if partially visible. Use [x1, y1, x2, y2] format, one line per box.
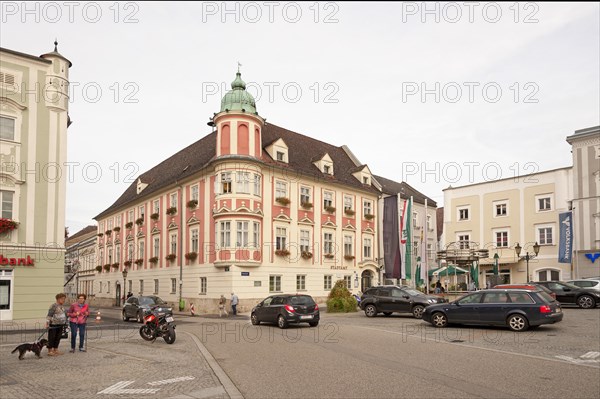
[231, 292, 239, 315]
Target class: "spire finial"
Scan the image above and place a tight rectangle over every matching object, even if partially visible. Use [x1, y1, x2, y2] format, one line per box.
[54, 39, 58, 52]
[237, 61, 242, 74]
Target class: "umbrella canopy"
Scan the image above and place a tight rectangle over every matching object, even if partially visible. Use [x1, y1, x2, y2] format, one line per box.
[429, 265, 469, 277]
[470, 261, 479, 287]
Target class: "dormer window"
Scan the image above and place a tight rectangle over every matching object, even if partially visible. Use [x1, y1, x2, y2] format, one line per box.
[324, 165, 331, 174]
[276, 151, 285, 162]
[363, 176, 369, 185]
[266, 138, 289, 164]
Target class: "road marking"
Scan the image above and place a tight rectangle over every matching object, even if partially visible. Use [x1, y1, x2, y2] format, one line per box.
[555, 355, 600, 364]
[148, 376, 195, 386]
[580, 351, 600, 359]
[98, 381, 160, 395]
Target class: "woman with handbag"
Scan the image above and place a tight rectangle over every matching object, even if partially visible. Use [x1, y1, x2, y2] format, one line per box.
[45, 293, 68, 356]
[68, 294, 89, 353]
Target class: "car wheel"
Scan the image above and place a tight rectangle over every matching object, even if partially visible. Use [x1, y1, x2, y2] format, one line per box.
[122, 311, 129, 322]
[309, 321, 319, 327]
[412, 305, 425, 319]
[277, 315, 288, 329]
[383, 312, 392, 317]
[136, 311, 144, 323]
[251, 313, 260, 325]
[507, 314, 529, 332]
[577, 295, 596, 309]
[364, 304, 377, 317]
[431, 312, 448, 328]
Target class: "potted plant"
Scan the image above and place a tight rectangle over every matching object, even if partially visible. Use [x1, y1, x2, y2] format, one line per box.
[124, 260, 132, 267]
[134, 258, 144, 266]
[105, 230, 112, 236]
[150, 213, 159, 220]
[187, 200, 198, 209]
[344, 255, 355, 261]
[125, 222, 133, 229]
[166, 207, 177, 216]
[95, 265, 103, 273]
[185, 252, 198, 261]
[275, 197, 291, 206]
[135, 217, 144, 226]
[324, 206, 336, 214]
[0, 218, 19, 234]
[364, 214, 375, 220]
[301, 251, 313, 259]
[324, 253, 335, 259]
[113, 226, 121, 232]
[149, 257, 159, 264]
[165, 253, 176, 261]
[300, 202, 313, 209]
[103, 264, 111, 271]
[275, 249, 290, 257]
[97, 233, 104, 237]
[344, 209, 355, 216]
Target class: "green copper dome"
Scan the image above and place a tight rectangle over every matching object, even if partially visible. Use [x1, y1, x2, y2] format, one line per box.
[220, 72, 257, 114]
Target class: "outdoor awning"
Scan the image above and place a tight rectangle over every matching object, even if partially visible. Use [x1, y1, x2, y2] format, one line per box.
[429, 266, 469, 276]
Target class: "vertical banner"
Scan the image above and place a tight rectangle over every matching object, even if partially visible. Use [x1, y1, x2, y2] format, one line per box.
[383, 196, 401, 279]
[422, 199, 428, 286]
[558, 211, 573, 263]
[401, 197, 413, 280]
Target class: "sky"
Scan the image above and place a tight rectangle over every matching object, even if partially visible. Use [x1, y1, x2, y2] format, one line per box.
[1, 1, 599, 235]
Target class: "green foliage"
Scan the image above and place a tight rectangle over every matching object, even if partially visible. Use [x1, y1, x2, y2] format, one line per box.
[326, 280, 358, 313]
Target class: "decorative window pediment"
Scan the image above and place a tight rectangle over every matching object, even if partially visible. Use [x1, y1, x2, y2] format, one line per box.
[362, 226, 375, 234]
[266, 138, 289, 163]
[150, 226, 161, 235]
[167, 222, 178, 230]
[273, 213, 292, 223]
[322, 219, 337, 228]
[312, 153, 334, 175]
[126, 233, 134, 241]
[298, 216, 314, 225]
[352, 165, 372, 185]
[136, 230, 145, 239]
[187, 216, 200, 225]
[343, 223, 356, 231]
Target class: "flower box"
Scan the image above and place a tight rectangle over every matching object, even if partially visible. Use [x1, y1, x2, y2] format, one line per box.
[166, 207, 177, 216]
[124, 260, 132, 267]
[113, 226, 121, 232]
[187, 200, 198, 209]
[344, 209, 355, 216]
[97, 233, 104, 237]
[300, 202, 313, 209]
[364, 214, 375, 221]
[134, 258, 144, 266]
[324, 253, 335, 259]
[185, 252, 198, 261]
[95, 265, 103, 273]
[0, 218, 19, 234]
[275, 249, 290, 257]
[149, 257, 159, 264]
[275, 197, 291, 206]
[150, 213, 160, 220]
[324, 206, 336, 214]
[103, 264, 111, 271]
[344, 255, 355, 261]
[301, 251, 313, 259]
[125, 222, 134, 229]
[105, 230, 112, 236]
[165, 253, 177, 261]
[112, 262, 120, 268]
[135, 218, 144, 226]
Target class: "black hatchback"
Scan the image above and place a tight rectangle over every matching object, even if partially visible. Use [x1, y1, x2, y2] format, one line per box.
[532, 281, 600, 309]
[122, 295, 173, 323]
[360, 286, 448, 319]
[251, 294, 319, 329]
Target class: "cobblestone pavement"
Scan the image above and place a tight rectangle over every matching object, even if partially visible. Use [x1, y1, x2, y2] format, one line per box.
[0, 323, 238, 399]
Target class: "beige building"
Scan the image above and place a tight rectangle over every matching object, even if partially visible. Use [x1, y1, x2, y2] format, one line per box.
[443, 167, 573, 286]
[64, 226, 98, 299]
[566, 126, 600, 278]
[0, 43, 72, 321]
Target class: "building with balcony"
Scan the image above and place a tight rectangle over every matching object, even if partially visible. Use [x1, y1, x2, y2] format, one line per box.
[64, 225, 98, 299]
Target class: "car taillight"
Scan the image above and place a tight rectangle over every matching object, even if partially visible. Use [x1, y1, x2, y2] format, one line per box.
[540, 305, 552, 314]
[314, 304, 319, 312]
[284, 305, 295, 313]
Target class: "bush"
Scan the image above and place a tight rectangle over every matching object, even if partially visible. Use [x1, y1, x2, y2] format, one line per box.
[326, 280, 358, 313]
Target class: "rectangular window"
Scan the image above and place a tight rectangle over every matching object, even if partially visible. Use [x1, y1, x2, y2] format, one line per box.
[363, 237, 372, 259]
[324, 232, 333, 255]
[427, 215, 432, 230]
[191, 185, 199, 202]
[139, 241, 145, 259]
[128, 243, 134, 261]
[170, 234, 177, 255]
[153, 199, 160, 214]
[344, 275, 352, 290]
[153, 237, 160, 257]
[363, 200, 372, 216]
[170, 193, 177, 208]
[171, 278, 176, 294]
[237, 172, 250, 193]
[538, 227, 553, 245]
[220, 221, 231, 247]
[1, 190, 14, 219]
[538, 197, 552, 211]
[458, 234, 470, 249]
[344, 235, 353, 256]
[344, 195, 353, 211]
[139, 205, 145, 219]
[253, 174, 261, 196]
[108, 219, 113, 230]
[324, 275, 332, 290]
[269, 275, 281, 292]
[300, 230, 310, 253]
[495, 203, 507, 216]
[276, 151, 285, 161]
[296, 275, 306, 291]
[363, 176, 369, 185]
[276, 227, 287, 250]
[0, 116, 15, 141]
[154, 279, 159, 294]
[253, 222, 260, 248]
[200, 277, 207, 294]
[115, 244, 121, 263]
[458, 207, 469, 221]
[275, 181, 287, 198]
[116, 215, 121, 227]
[237, 221, 249, 247]
[300, 187, 311, 205]
[323, 165, 331, 174]
[412, 212, 418, 228]
[191, 229, 199, 253]
[139, 280, 144, 294]
[323, 191, 333, 208]
[221, 172, 232, 194]
[495, 231, 509, 248]
[128, 210, 134, 223]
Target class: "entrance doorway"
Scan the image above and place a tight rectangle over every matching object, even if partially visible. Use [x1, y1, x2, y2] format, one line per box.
[361, 270, 373, 292]
[0, 270, 14, 321]
[115, 283, 121, 307]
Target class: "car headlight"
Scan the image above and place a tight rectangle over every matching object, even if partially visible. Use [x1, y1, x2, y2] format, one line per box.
[428, 299, 437, 303]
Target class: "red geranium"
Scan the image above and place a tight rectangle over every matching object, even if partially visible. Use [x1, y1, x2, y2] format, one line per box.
[0, 218, 18, 234]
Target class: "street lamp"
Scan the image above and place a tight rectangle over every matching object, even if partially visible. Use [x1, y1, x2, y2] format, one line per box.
[514, 242, 540, 283]
[122, 268, 128, 303]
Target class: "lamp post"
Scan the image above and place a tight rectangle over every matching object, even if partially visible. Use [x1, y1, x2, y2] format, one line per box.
[514, 242, 540, 283]
[122, 268, 128, 303]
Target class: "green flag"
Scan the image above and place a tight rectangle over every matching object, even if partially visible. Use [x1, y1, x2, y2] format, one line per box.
[470, 261, 479, 288]
[415, 256, 423, 287]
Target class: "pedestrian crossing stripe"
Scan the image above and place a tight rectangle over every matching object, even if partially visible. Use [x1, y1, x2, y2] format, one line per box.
[579, 351, 600, 359]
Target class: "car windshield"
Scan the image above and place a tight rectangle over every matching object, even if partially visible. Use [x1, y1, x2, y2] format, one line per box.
[289, 296, 315, 306]
[537, 291, 556, 304]
[139, 296, 166, 306]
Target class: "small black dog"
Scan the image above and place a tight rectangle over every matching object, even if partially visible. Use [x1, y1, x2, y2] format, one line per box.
[11, 339, 49, 360]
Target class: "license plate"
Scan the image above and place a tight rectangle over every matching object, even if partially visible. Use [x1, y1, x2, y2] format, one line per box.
[300, 315, 313, 320]
[556, 308, 561, 313]
[166, 316, 174, 322]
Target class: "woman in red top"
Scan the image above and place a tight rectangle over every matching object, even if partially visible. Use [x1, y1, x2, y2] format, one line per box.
[67, 294, 90, 352]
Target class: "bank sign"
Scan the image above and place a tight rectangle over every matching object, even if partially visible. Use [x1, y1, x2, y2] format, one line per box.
[0, 255, 35, 266]
[558, 212, 573, 264]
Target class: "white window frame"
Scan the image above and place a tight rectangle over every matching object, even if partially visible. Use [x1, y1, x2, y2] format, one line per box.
[237, 221, 249, 247]
[296, 275, 306, 291]
[536, 224, 555, 245]
[363, 237, 372, 259]
[324, 275, 333, 290]
[344, 235, 353, 256]
[269, 275, 282, 292]
[457, 233, 471, 249]
[139, 280, 144, 294]
[363, 200, 372, 216]
[138, 241, 145, 259]
[153, 199, 160, 214]
[344, 195, 353, 211]
[0, 190, 14, 219]
[324, 232, 334, 255]
[457, 206, 470, 221]
[344, 275, 352, 289]
[191, 185, 199, 202]
[323, 191, 333, 208]
[300, 186, 311, 205]
[153, 236, 160, 257]
[300, 230, 310, 253]
[276, 227, 287, 250]
[170, 193, 177, 208]
[493, 229, 509, 248]
[171, 278, 176, 294]
[191, 229, 199, 253]
[219, 221, 231, 247]
[536, 194, 553, 212]
[236, 172, 250, 193]
[252, 222, 260, 248]
[154, 279, 159, 294]
[493, 200, 508, 217]
[199, 277, 207, 294]
[275, 180, 287, 198]
[170, 233, 177, 255]
[0, 116, 16, 141]
[253, 174, 261, 196]
[220, 172, 232, 194]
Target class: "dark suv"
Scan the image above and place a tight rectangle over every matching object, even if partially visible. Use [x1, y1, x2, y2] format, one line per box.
[251, 294, 319, 329]
[533, 281, 600, 309]
[122, 295, 173, 323]
[360, 286, 448, 319]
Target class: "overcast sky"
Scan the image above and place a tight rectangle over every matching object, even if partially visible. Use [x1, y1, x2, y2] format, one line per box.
[2, 1, 599, 235]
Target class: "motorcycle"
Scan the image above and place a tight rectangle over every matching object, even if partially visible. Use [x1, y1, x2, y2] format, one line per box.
[139, 305, 176, 344]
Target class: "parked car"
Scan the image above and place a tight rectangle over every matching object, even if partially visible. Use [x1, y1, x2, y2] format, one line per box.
[493, 283, 557, 300]
[251, 294, 319, 329]
[533, 281, 600, 309]
[567, 279, 600, 293]
[422, 288, 563, 332]
[123, 295, 173, 323]
[360, 285, 448, 319]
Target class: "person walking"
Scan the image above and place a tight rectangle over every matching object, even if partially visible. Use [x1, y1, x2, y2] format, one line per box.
[434, 280, 442, 294]
[231, 292, 239, 316]
[218, 295, 228, 317]
[67, 294, 90, 353]
[46, 293, 68, 356]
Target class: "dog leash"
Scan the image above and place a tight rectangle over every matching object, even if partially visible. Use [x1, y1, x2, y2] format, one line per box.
[35, 328, 48, 341]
